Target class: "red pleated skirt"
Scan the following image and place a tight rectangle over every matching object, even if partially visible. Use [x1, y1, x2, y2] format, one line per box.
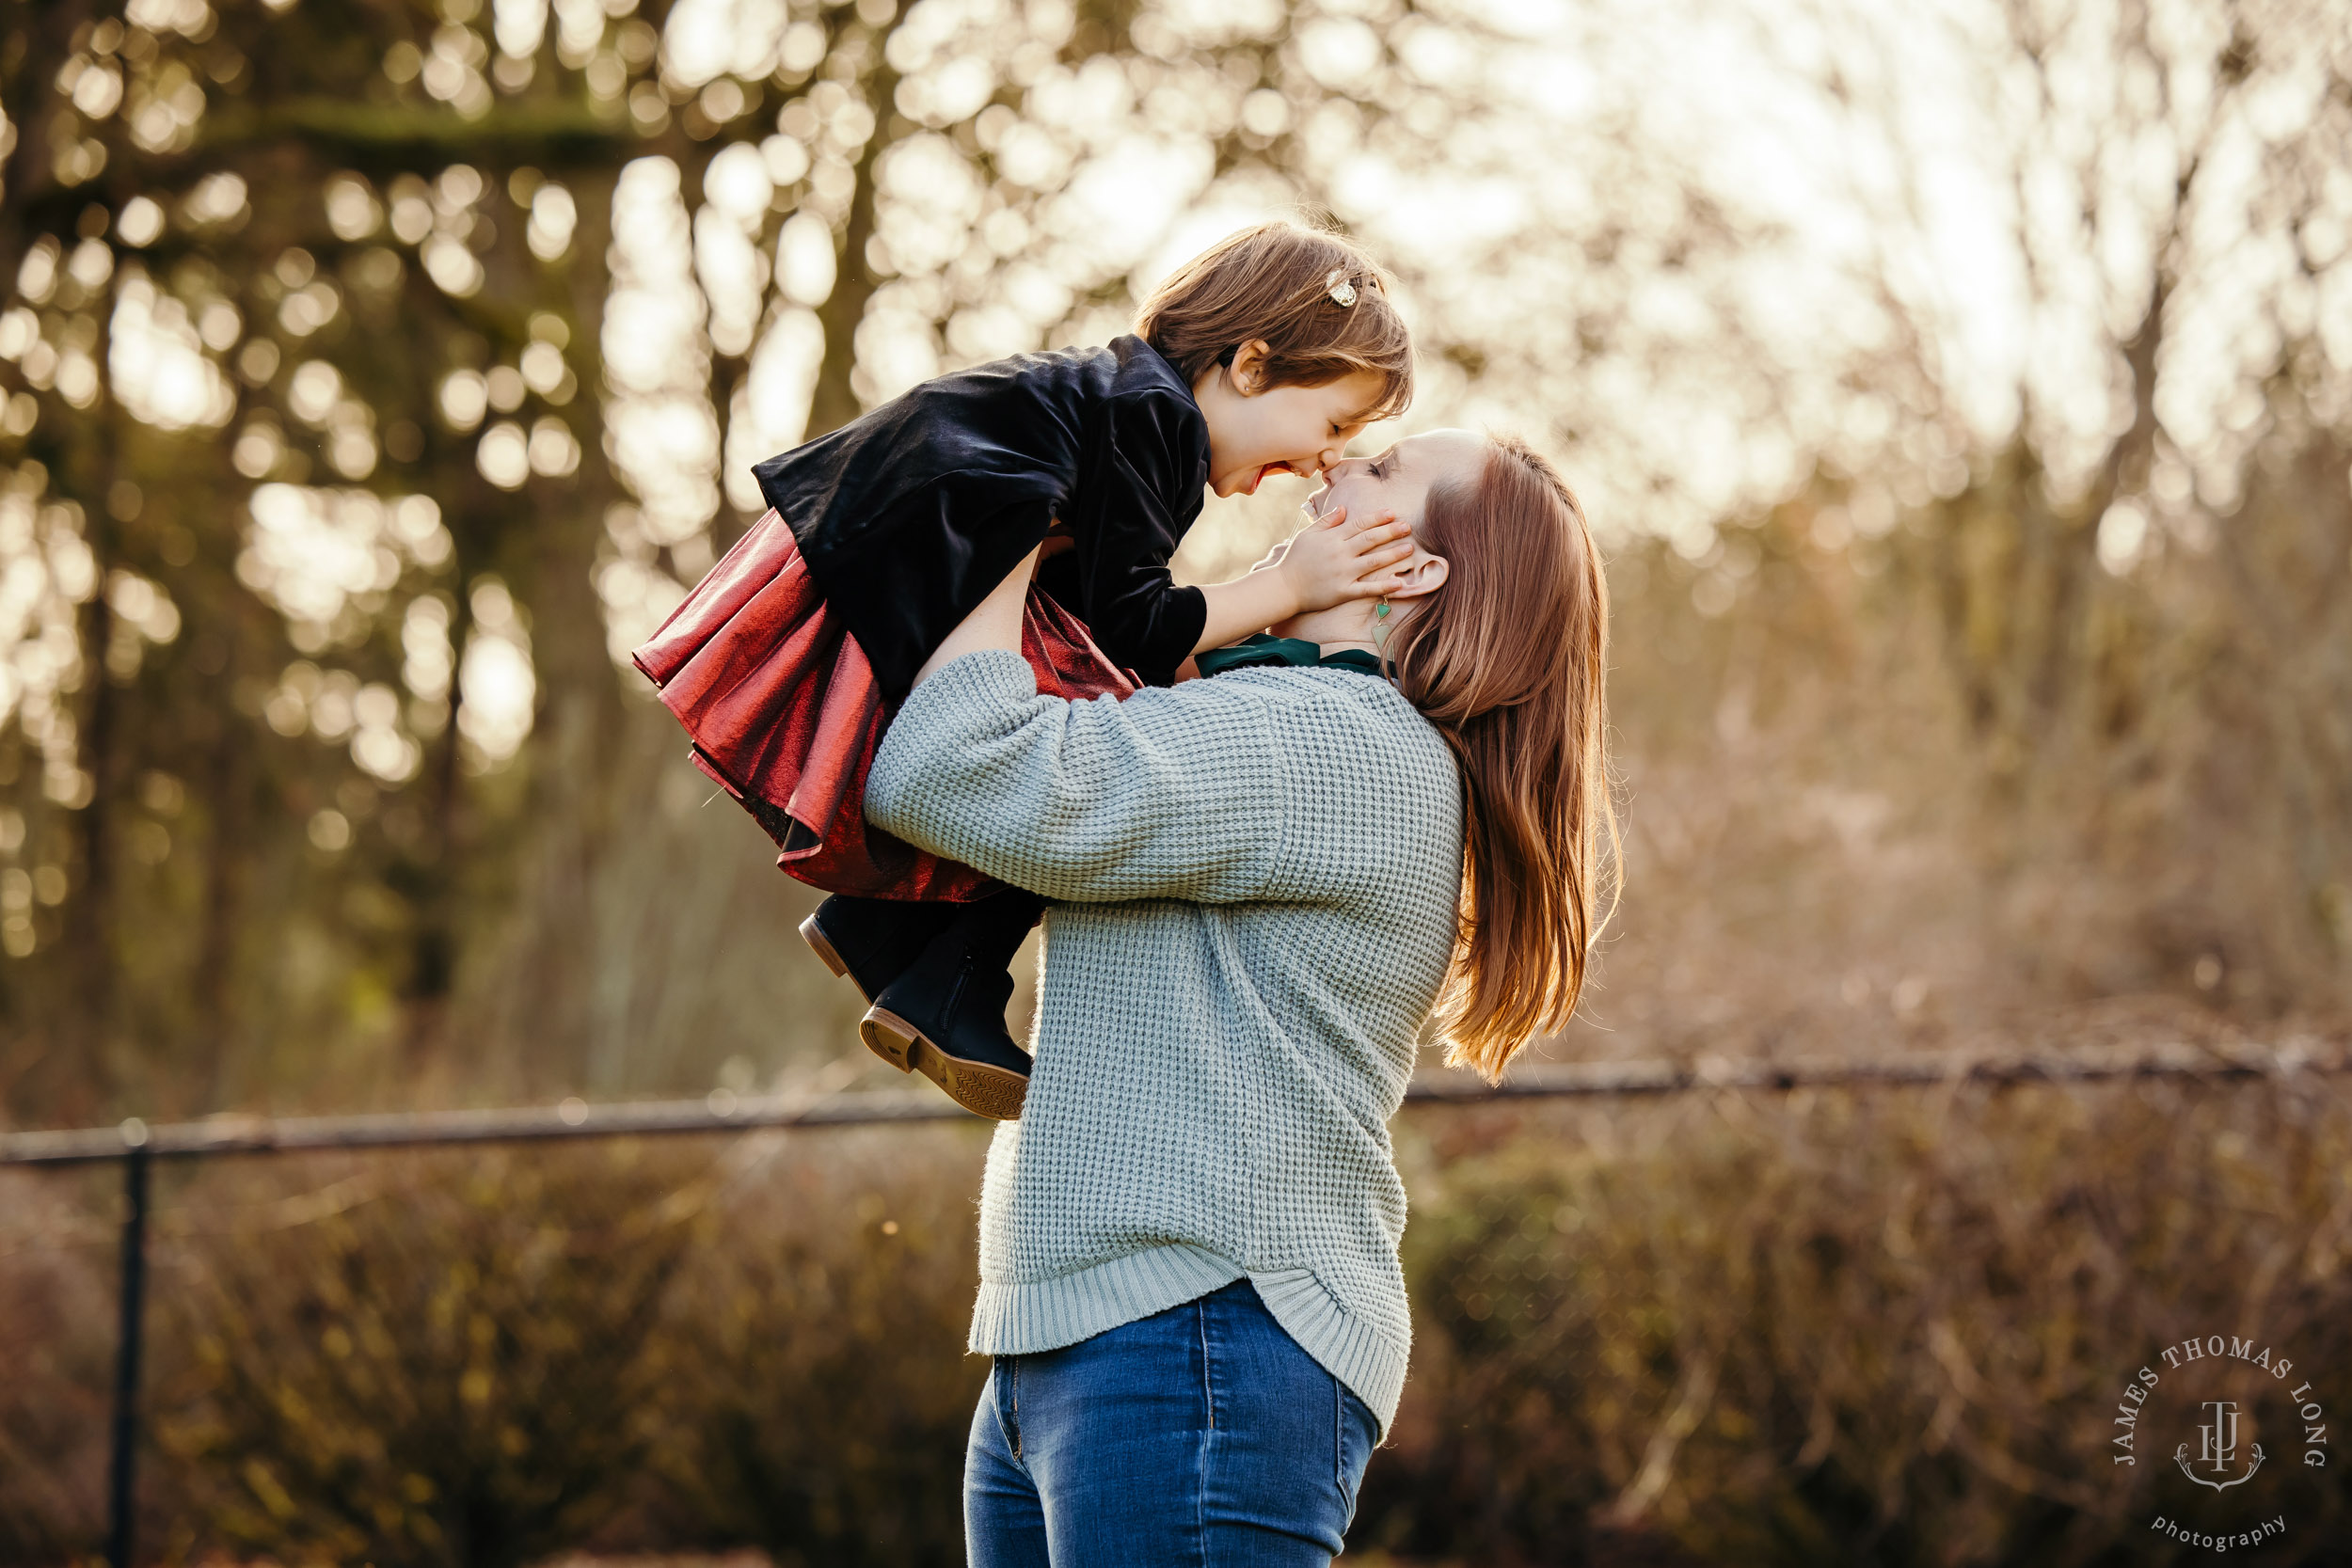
[630, 510, 1136, 901]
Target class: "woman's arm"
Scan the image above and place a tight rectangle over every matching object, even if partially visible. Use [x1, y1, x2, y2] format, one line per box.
[910, 544, 1038, 687]
[873, 551, 1305, 903]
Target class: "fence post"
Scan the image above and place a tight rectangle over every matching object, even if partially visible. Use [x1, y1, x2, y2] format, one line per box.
[107, 1123, 151, 1568]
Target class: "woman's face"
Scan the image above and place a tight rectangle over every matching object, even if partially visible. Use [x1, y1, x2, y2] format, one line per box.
[1307, 428, 1487, 535]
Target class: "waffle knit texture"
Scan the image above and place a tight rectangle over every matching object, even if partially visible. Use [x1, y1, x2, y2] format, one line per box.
[865, 649, 1464, 1434]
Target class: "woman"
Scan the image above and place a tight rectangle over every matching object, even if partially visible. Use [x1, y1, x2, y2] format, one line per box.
[864, 427, 1613, 1565]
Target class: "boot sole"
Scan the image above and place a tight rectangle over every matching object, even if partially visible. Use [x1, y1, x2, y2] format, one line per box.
[860, 1006, 1028, 1121]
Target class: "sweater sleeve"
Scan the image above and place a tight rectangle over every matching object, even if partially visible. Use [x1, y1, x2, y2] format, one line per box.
[864, 649, 1286, 904]
[1064, 391, 1209, 686]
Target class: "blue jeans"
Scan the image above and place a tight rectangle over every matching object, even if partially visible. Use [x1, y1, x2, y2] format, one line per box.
[964, 1279, 1380, 1566]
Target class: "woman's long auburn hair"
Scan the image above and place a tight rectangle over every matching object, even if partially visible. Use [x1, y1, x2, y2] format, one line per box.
[1386, 435, 1616, 1082]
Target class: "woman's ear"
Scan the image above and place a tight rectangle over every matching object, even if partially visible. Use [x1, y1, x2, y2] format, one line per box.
[1388, 548, 1450, 599]
[1227, 339, 1273, 396]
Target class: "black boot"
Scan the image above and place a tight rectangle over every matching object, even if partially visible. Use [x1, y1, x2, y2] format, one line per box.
[860, 889, 1046, 1120]
[799, 894, 961, 1004]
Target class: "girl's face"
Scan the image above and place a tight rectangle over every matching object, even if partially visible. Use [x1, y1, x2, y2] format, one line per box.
[1194, 341, 1389, 499]
[1308, 427, 1486, 533]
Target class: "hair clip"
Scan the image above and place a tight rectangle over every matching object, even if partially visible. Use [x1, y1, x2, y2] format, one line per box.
[1326, 269, 1358, 309]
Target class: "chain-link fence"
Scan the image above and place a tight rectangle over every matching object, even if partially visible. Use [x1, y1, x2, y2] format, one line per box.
[7, 1040, 2350, 1568]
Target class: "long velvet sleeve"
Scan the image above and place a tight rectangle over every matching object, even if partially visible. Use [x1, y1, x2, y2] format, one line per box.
[752, 338, 1207, 698]
[1060, 389, 1208, 686]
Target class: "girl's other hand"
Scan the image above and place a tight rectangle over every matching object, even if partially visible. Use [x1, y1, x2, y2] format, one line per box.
[1275, 505, 1412, 612]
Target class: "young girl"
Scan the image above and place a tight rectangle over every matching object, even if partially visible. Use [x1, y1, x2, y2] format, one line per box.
[633, 222, 1416, 1117]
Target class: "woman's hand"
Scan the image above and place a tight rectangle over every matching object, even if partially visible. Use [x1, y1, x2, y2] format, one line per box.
[911, 546, 1041, 689]
[1274, 506, 1412, 612]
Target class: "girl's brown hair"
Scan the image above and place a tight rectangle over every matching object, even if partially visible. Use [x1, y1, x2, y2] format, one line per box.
[1388, 435, 1616, 1082]
[1135, 221, 1413, 422]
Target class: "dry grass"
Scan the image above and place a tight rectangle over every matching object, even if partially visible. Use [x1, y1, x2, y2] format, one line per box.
[1359, 1068, 2352, 1565]
[8, 1067, 2352, 1566]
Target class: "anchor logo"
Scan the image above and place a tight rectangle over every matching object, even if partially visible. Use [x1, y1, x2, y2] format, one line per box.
[2175, 1400, 2265, 1492]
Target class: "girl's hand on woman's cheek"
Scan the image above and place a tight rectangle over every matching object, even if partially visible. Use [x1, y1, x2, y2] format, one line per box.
[1276, 505, 1414, 610]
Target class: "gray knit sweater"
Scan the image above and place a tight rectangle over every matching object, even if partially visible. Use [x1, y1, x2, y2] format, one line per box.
[865, 648, 1464, 1431]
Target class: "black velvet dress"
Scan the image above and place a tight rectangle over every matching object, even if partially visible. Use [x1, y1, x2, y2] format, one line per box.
[752, 333, 1212, 700]
[631, 334, 1213, 901]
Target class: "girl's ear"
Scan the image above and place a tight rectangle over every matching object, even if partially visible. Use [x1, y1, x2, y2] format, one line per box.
[1227, 339, 1273, 396]
[1388, 548, 1450, 599]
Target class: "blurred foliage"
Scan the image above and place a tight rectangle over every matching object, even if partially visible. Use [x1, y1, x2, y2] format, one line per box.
[0, 0, 1563, 1120]
[641, 1133, 979, 1566]
[0, 1128, 990, 1567]
[1562, 394, 2352, 1065]
[1368, 1081, 2352, 1564]
[0, 1164, 115, 1564]
[155, 1144, 702, 1568]
[8, 1087, 2352, 1565]
[0, 0, 2346, 1125]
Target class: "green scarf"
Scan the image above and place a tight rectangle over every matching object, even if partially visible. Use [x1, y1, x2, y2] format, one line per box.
[1194, 633, 1387, 681]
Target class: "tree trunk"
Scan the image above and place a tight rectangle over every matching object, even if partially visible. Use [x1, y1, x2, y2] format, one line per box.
[804, 53, 901, 440]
